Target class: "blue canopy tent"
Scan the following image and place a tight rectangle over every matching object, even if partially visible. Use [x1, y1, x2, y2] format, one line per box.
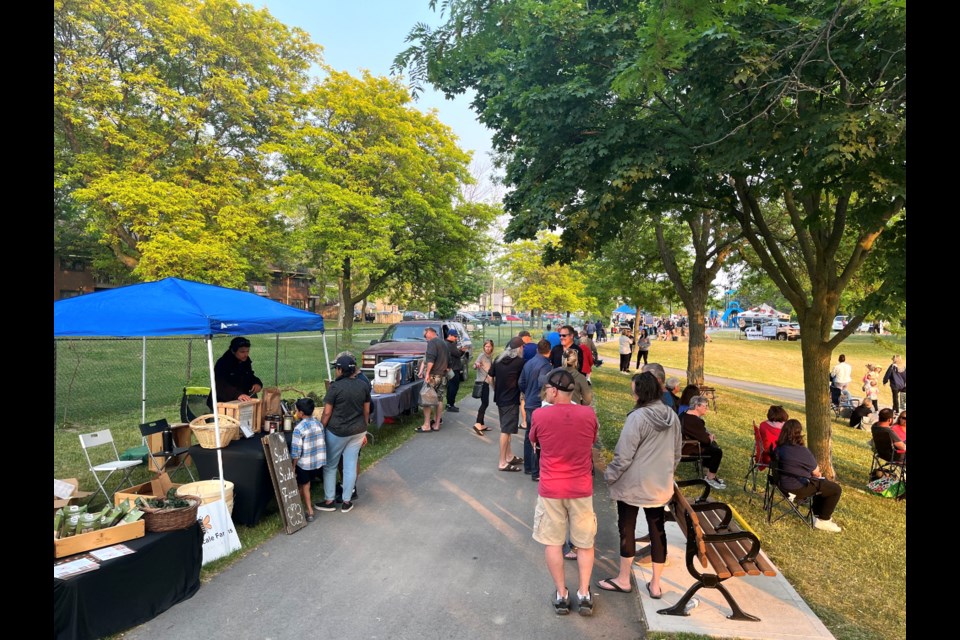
[613, 304, 637, 314]
[54, 277, 328, 552]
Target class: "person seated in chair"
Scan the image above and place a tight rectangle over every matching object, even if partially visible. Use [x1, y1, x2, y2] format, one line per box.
[892, 411, 906, 443]
[681, 395, 725, 489]
[849, 397, 874, 430]
[759, 405, 789, 465]
[676, 384, 700, 416]
[773, 419, 843, 533]
[871, 408, 906, 464]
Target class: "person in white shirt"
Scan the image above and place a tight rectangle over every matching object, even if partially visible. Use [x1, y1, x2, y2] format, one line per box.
[830, 354, 852, 407]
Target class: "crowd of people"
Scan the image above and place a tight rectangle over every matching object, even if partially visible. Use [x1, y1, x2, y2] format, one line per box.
[218, 325, 902, 615]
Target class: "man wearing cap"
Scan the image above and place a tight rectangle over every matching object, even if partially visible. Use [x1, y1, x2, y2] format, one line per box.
[445, 329, 465, 412]
[519, 330, 538, 361]
[315, 354, 371, 514]
[490, 336, 527, 471]
[529, 368, 599, 616]
[519, 339, 553, 478]
[417, 326, 449, 432]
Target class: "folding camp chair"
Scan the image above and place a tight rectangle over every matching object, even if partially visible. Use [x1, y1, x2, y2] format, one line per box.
[870, 428, 906, 500]
[743, 421, 769, 499]
[180, 386, 211, 423]
[79, 429, 144, 506]
[762, 464, 814, 528]
[140, 419, 195, 483]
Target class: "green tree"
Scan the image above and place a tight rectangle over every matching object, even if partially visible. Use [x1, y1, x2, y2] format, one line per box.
[397, 0, 905, 476]
[500, 235, 589, 319]
[268, 70, 493, 329]
[54, 0, 319, 286]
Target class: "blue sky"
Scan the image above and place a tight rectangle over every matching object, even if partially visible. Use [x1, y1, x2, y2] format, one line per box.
[257, 0, 494, 165]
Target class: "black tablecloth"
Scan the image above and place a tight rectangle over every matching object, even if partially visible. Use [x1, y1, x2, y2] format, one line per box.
[54, 522, 203, 640]
[370, 379, 423, 428]
[187, 432, 289, 526]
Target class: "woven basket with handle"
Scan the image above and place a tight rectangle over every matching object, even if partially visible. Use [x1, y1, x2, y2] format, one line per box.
[189, 414, 241, 448]
[140, 495, 201, 532]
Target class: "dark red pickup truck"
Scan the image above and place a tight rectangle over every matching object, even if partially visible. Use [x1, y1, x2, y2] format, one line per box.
[360, 320, 473, 381]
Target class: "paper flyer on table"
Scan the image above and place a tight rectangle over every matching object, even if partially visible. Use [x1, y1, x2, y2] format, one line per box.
[54, 556, 100, 579]
[89, 544, 135, 561]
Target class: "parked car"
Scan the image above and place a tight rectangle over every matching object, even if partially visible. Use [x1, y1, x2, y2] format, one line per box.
[361, 320, 472, 381]
[402, 310, 428, 321]
[474, 310, 503, 326]
[761, 320, 801, 341]
[454, 311, 480, 324]
[353, 310, 376, 323]
[832, 315, 849, 331]
[504, 314, 522, 322]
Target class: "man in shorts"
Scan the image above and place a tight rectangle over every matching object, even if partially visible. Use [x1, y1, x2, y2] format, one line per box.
[529, 368, 599, 616]
[491, 336, 526, 470]
[416, 326, 448, 432]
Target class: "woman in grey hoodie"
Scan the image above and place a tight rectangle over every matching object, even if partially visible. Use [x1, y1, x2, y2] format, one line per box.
[597, 372, 682, 599]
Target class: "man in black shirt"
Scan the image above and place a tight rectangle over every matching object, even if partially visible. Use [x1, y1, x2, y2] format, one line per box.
[445, 329, 465, 412]
[491, 337, 526, 471]
[549, 325, 583, 372]
[417, 326, 449, 432]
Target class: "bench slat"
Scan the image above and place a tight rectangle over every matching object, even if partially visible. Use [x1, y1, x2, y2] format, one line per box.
[699, 506, 777, 577]
[699, 508, 752, 576]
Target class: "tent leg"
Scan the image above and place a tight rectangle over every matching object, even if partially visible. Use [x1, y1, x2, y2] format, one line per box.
[206, 336, 231, 558]
[322, 331, 332, 382]
[142, 337, 147, 424]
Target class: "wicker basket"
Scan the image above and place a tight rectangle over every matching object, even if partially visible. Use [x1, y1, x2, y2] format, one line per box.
[190, 414, 241, 448]
[140, 495, 201, 532]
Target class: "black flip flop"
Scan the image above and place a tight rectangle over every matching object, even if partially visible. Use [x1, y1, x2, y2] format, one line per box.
[645, 582, 663, 599]
[596, 578, 632, 593]
[414, 426, 432, 433]
[472, 425, 485, 436]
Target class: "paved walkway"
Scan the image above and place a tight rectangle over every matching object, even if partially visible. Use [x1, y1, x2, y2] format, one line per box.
[124, 386, 835, 639]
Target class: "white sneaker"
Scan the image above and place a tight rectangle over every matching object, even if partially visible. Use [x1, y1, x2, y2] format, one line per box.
[704, 475, 726, 490]
[814, 517, 842, 533]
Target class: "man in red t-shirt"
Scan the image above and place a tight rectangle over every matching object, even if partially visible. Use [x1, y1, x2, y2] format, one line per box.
[529, 368, 599, 617]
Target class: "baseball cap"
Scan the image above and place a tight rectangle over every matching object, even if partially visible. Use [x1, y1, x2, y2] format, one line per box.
[545, 368, 575, 393]
[447, 328, 459, 337]
[334, 354, 356, 370]
[508, 336, 524, 349]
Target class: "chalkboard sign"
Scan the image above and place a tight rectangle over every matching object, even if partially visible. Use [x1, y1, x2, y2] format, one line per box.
[261, 433, 307, 534]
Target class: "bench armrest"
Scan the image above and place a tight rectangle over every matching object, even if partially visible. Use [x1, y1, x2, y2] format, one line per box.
[675, 478, 711, 503]
[703, 530, 763, 563]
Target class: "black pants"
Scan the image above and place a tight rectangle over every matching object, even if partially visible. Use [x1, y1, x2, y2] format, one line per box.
[702, 443, 723, 474]
[475, 381, 490, 424]
[792, 477, 842, 520]
[635, 350, 648, 368]
[619, 353, 631, 372]
[617, 501, 667, 562]
[446, 371, 462, 406]
[891, 387, 903, 412]
[830, 385, 842, 406]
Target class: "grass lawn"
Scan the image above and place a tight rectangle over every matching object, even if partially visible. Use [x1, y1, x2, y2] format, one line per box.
[55, 330, 905, 640]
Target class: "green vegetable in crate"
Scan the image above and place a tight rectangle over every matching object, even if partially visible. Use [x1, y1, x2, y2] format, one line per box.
[122, 509, 144, 523]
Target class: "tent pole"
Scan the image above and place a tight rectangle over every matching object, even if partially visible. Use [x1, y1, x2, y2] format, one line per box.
[322, 330, 331, 382]
[141, 337, 147, 424]
[207, 336, 231, 557]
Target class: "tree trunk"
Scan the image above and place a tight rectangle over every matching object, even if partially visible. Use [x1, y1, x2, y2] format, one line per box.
[339, 257, 354, 331]
[686, 302, 707, 387]
[799, 316, 835, 479]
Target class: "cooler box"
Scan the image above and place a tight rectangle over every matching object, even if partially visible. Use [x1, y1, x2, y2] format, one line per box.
[381, 357, 417, 384]
[373, 362, 403, 393]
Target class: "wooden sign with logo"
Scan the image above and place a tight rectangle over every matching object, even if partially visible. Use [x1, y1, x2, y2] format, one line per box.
[261, 433, 307, 534]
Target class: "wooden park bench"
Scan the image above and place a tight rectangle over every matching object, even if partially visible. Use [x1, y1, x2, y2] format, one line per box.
[658, 479, 778, 621]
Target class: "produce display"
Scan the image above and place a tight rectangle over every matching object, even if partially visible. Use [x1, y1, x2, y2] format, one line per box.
[54, 500, 143, 539]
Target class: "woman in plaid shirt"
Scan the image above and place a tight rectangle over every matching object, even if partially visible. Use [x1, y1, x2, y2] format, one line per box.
[291, 397, 326, 522]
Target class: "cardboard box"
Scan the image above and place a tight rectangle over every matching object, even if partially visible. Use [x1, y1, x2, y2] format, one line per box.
[54, 519, 145, 559]
[113, 472, 180, 508]
[217, 399, 262, 434]
[54, 478, 93, 511]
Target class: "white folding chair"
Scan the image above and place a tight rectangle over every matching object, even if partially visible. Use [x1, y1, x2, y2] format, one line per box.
[79, 429, 143, 505]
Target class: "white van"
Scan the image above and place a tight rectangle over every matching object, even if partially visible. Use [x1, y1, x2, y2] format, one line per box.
[832, 315, 849, 331]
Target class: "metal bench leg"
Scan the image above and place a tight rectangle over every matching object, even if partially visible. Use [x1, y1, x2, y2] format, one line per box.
[716, 582, 761, 621]
[658, 581, 705, 616]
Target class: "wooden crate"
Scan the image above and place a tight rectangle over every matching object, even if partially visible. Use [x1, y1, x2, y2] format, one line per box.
[54, 520, 145, 559]
[145, 423, 194, 471]
[217, 399, 262, 434]
[373, 381, 398, 394]
[114, 472, 180, 508]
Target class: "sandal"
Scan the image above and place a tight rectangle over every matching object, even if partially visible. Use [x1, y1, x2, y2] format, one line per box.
[564, 548, 578, 560]
[507, 456, 523, 465]
[472, 425, 485, 436]
[499, 464, 522, 472]
[596, 578, 632, 593]
[414, 426, 433, 433]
